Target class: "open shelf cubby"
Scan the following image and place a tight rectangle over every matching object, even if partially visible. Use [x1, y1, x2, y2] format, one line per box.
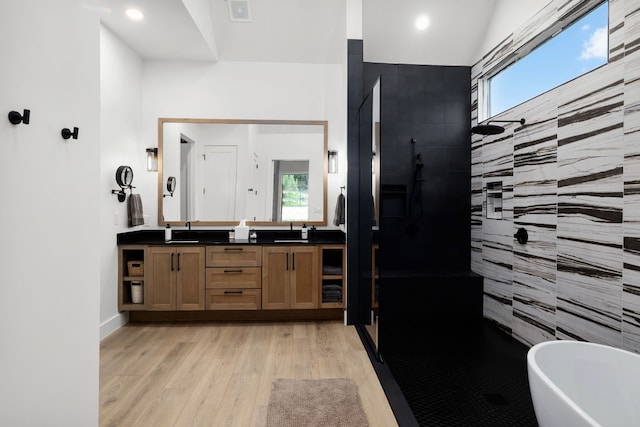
[118, 246, 146, 310]
[320, 245, 345, 308]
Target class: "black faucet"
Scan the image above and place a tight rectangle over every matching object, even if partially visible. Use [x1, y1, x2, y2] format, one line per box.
[185, 221, 191, 231]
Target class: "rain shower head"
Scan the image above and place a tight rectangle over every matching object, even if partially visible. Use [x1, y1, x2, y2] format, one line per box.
[471, 118, 525, 135]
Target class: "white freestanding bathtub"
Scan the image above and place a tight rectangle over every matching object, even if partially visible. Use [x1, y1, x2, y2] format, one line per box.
[527, 340, 640, 427]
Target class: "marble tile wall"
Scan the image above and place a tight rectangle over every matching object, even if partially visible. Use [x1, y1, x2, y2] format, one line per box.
[622, 0, 640, 351]
[472, 0, 640, 351]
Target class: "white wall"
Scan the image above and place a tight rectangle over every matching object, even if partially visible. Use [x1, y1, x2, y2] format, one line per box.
[347, 0, 363, 39]
[99, 25, 146, 338]
[141, 60, 347, 228]
[476, 0, 552, 63]
[0, 1, 100, 425]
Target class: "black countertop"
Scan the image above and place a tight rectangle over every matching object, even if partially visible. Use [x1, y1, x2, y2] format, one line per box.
[117, 229, 346, 246]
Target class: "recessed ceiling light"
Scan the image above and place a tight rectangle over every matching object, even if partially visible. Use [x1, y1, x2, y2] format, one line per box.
[126, 8, 144, 21]
[415, 14, 430, 31]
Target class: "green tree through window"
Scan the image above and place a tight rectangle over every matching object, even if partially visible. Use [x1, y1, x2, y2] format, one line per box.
[281, 173, 308, 221]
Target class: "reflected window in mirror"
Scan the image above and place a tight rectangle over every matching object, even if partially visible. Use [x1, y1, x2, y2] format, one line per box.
[272, 160, 309, 222]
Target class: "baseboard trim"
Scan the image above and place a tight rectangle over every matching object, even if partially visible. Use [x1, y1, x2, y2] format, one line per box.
[129, 309, 343, 322]
[100, 312, 129, 341]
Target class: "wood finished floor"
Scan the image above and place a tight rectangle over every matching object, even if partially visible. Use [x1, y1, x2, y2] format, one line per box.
[100, 321, 398, 426]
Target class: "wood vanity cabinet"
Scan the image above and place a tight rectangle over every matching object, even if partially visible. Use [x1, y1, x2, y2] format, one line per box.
[118, 241, 344, 315]
[205, 246, 262, 310]
[262, 246, 319, 309]
[146, 246, 205, 311]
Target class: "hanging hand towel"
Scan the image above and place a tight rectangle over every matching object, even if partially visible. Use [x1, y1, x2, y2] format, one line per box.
[128, 193, 144, 227]
[333, 193, 345, 226]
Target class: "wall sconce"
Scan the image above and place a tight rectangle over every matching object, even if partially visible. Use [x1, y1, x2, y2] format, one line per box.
[146, 148, 158, 172]
[328, 150, 338, 174]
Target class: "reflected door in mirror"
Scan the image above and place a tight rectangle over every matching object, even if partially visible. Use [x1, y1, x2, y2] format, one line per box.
[203, 146, 238, 220]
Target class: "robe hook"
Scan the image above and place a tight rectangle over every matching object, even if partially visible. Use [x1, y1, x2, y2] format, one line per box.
[8, 109, 30, 125]
[61, 127, 79, 140]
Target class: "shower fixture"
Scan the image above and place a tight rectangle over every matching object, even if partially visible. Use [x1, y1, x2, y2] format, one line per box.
[409, 138, 424, 221]
[471, 118, 525, 135]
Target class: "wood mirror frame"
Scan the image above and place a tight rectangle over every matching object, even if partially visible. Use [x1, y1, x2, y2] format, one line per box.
[157, 118, 328, 227]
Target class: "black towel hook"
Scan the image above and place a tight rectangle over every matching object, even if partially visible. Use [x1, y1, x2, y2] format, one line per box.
[340, 186, 345, 194]
[8, 109, 30, 125]
[111, 189, 126, 202]
[61, 127, 79, 140]
[111, 185, 135, 202]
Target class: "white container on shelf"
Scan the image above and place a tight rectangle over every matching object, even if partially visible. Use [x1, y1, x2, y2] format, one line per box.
[131, 281, 143, 304]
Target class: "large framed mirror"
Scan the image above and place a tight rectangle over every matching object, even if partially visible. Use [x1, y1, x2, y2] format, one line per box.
[158, 118, 328, 226]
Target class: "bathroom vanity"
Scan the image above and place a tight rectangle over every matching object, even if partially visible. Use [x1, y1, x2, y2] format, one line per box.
[117, 230, 345, 320]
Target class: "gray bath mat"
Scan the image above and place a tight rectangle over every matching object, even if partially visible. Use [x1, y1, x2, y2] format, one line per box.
[265, 378, 369, 427]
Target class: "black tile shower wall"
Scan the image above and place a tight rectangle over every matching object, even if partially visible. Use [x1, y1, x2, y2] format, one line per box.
[364, 63, 472, 273]
[346, 39, 366, 325]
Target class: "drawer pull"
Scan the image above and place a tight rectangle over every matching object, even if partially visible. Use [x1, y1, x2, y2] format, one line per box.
[224, 247, 243, 251]
[223, 269, 243, 273]
[224, 290, 243, 295]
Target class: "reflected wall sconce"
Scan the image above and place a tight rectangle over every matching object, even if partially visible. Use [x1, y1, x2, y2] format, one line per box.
[146, 147, 158, 171]
[61, 127, 79, 140]
[328, 150, 338, 174]
[8, 109, 30, 125]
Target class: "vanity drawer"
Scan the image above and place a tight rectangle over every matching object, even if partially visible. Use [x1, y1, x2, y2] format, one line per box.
[206, 289, 262, 310]
[206, 267, 262, 289]
[206, 246, 262, 267]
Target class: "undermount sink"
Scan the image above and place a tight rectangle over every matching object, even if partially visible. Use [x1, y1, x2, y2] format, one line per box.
[273, 239, 309, 243]
[165, 240, 199, 244]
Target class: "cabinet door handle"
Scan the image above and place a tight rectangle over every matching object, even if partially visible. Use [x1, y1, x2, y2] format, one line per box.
[224, 290, 243, 295]
[292, 253, 296, 270]
[223, 269, 243, 273]
[286, 253, 289, 271]
[178, 253, 181, 271]
[224, 247, 243, 251]
[171, 253, 175, 271]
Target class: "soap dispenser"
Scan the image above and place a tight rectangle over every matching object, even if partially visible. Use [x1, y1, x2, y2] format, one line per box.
[165, 224, 172, 242]
[301, 224, 308, 239]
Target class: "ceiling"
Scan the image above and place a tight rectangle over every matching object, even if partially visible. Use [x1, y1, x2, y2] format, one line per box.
[363, 0, 498, 66]
[96, 0, 500, 66]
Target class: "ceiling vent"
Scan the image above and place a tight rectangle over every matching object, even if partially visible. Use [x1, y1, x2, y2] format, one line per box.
[228, 0, 251, 22]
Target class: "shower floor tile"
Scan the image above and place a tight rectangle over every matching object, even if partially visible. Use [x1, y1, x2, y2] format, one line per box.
[381, 319, 538, 426]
